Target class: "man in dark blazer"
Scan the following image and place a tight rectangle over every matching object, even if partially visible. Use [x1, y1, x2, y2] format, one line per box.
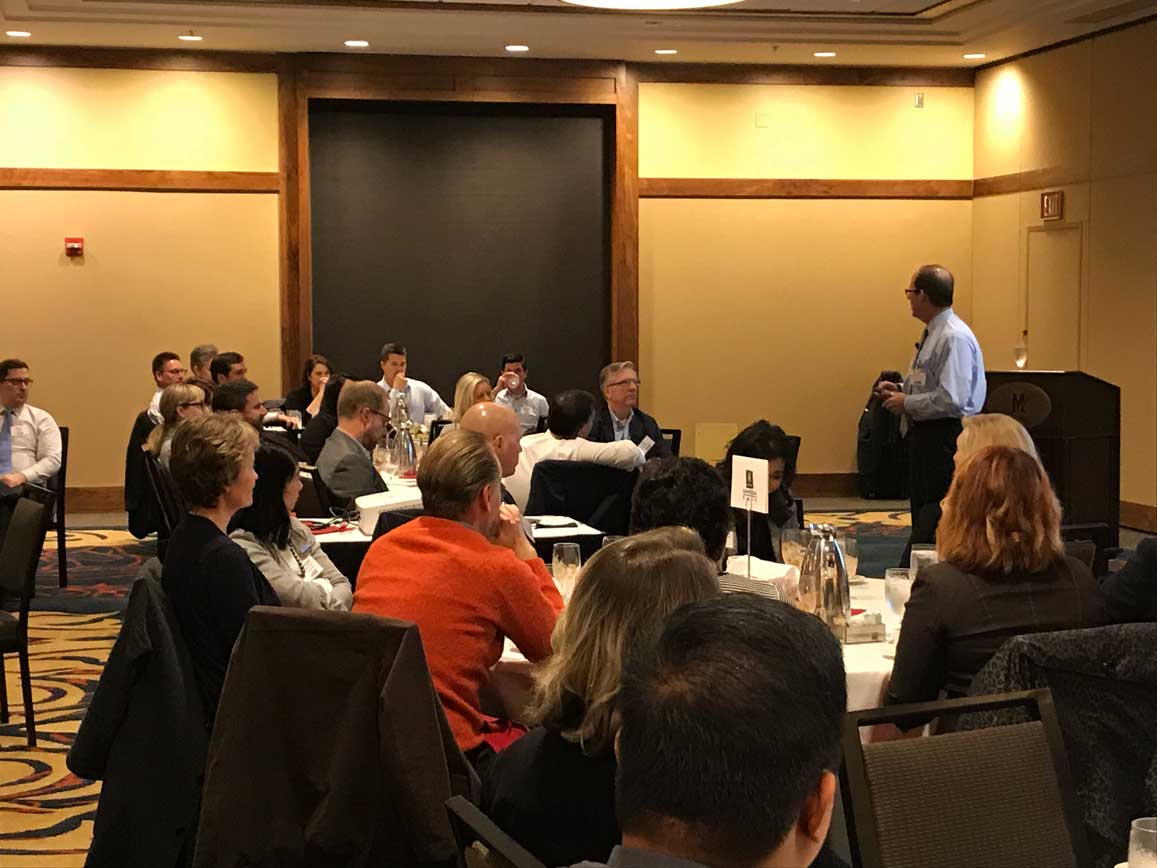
[1101, 537, 1157, 623]
[316, 380, 389, 506]
[587, 360, 672, 459]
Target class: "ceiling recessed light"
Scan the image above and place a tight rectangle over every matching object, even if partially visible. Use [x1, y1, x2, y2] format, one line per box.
[344, 39, 369, 48]
[813, 51, 837, 58]
[963, 52, 987, 60]
[6, 30, 32, 38]
[562, 0, 741, 8]
[505, 44, 530, 52]
[654, 48, 678, 55]
[178, 32, 203, 42]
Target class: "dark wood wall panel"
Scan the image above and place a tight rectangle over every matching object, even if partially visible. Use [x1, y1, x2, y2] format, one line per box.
[640, 177, 974, 199]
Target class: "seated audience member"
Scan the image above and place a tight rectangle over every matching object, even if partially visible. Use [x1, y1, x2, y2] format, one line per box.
[212, 379, 298, 433]
[282, 353, 331, 425]
[507, 389, 645, 511]
[494, 353, 549, 434]
[353, 429, 563, 770]
[230, 444, 352, 611]
[210, 351, 247, 386]
[587, 361, 671, 459]
[147, 352, 188, 425]
[460, 402, 523, 504]
[1100, 537, 1157, 623]
[0, 358, 62, 544]
[144, 383, 208, 469]
[162, 414, 280, 722]
[887, 445, 1107, 713]
[316, 380, 389, 505]
[452, 372, 494, 424]
[629, 457, 731, 566]
[719, 421, 799, 562]
[375, 341, 449, 422]
[954, 412, 1039, 469]
[187, 344, 218, 402]
[484, 528, 720, 865]
[300, 375, 344, 465]
[597, 593, 847, 868]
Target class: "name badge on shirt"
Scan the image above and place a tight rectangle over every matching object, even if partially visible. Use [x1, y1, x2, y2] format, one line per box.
[909, 370, 927, 387]
[301, 555, 325, 581]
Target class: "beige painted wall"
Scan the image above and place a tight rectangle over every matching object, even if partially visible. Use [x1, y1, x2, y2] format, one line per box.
[639, 82, 975, 471]
[0, 67, 282, 493]
[972, 20, 1157, 510]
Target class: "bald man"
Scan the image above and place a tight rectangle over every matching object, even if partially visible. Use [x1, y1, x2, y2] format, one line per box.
[460, 401, 523, 504]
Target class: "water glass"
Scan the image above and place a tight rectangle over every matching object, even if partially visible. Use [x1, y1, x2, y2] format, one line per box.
[601, 535, 626, 548]
[1131, 818, 1157, 868]
[781, 529, 808, 571]
[883, 568, 914, 642]
[552, 543, 582, 602]
[910, 543, 938, 577]
[284, 409, 302, 428]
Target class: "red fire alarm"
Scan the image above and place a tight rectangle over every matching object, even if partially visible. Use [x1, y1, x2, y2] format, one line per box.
[64, 237, 84, 257]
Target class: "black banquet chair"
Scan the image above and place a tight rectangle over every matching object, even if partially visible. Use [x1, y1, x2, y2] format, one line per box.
[0, 494, 56, 747]
[840, 689, 1087, 868]
[525, 460, 639, 536]
[446, 795, 546, 868]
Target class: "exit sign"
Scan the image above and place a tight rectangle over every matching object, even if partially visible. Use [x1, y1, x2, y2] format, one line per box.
[1041, 190, 1065, 221]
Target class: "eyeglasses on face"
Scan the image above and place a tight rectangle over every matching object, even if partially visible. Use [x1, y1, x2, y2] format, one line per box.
[2, 378, 33, 387]
[607, 378, 641, 388]
[179, 400, 208, 409]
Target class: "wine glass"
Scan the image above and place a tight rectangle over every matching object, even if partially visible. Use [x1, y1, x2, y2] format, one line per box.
[1130, 818, 1157, 868]
[780, 529, 808, 571]
[884, 568, 914, 642]
[910, 544, 938, 577]
[552, 543, 582, 602]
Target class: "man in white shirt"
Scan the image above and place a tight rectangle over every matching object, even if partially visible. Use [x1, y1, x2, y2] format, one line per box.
[507, 389, 645, 511]
[493, 353, 549, 434]
[147, 351, 188, 425]
[1, 358, 63, 542]
[375, 341, 449, 423]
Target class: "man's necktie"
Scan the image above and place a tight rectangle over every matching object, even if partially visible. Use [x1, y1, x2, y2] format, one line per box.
[0, 408, 13, 475]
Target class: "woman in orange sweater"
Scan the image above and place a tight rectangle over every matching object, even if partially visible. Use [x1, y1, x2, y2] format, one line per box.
[354, 428, 563, 774]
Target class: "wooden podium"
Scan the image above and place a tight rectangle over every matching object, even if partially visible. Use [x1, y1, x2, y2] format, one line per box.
[984, 371, 1120, 547]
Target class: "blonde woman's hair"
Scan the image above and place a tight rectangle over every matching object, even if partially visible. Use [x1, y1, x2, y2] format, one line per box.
[956, 413, 1039, 465]
[169, 413, 258, 509]
[145, 382, 205, 455]
[937, 444, 1064, 576]
[418, 428, 500, 519]
[452, 372, 492, 423]
[529, 526, 720, 755]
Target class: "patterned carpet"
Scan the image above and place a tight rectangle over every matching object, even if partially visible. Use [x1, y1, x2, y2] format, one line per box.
[0, 511, 909, 866]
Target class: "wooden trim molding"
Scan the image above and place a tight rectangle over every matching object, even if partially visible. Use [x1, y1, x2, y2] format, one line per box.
[278, 61, 307, 394]
[612, 63, 640, 363]
[0, 47, 280, 73]
[640, 177, 974, 200]
[0, 168, 281, 194]
[973, 167, 1088, 197]
[1121, 500, 1157, 534]
[635, 63, 974, 88]
[67, 486, 125, 512]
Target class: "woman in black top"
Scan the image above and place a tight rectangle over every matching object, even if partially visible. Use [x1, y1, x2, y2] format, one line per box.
[162, 413, 280, 723]
[888, 445, 1107, 710]
[282, 354, 331, 426]
[483, 528, 719, 865]
[718, 420, 799, 561]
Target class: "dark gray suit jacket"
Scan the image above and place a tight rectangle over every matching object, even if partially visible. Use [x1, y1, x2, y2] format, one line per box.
[587, 403, 671, 459]
[316, 428, 388, 505]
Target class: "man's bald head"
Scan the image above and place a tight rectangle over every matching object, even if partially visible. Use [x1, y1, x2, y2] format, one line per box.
[460, 402, 523, 478]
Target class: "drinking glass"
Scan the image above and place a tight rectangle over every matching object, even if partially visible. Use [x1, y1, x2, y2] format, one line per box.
[910, 543, 939, 577]
[284, 409, 302, 428]
[552, 543, 582, 602]
[884, 568, 914, 642]
[780, 529, 808, 571]
[1130, 818, 1157, 868]
[601, 535, 626, 548]
[838, 534, 859, 579]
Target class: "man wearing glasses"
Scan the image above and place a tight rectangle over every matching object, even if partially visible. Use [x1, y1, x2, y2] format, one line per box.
[147, 351, 188, 425]
[0, 358, 62, 543]
[876, 264, 986, 560]
[316, 380, 390, 506]
[587, 361, 671, 459]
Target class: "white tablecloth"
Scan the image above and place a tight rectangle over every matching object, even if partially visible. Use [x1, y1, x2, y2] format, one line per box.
[489, 578, 894, 722]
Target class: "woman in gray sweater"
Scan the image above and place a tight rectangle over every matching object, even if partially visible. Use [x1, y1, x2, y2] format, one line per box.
[230, 444, 352, 611]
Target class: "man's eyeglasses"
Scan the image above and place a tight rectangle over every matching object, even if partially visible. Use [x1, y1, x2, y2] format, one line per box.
[2, 378, 33, 387]
[904, 288, 922, 296]
[607, 378, 641, 388]
[369, 408, 391, 421]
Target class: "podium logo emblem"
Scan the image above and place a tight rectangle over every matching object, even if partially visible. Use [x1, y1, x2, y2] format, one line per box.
[987, 382, 1052, 429]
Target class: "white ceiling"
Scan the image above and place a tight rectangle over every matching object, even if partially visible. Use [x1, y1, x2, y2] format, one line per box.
[1, 0, 1155, 67]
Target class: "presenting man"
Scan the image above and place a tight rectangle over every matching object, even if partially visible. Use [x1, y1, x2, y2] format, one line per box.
[877, 264, 985, 555]
[587, 361, 671, 459]
[0, 358, 62, 544]
[375, 341, 449, 423]
[494, 353, 549, 434]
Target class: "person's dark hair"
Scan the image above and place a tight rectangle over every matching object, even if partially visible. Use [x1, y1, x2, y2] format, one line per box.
[212, 379, 258, 413]
[616, 594, 847, 866]
[230, 444, 299, 550]
[913, 264, 954, 307]
[319, 374, 345, 416]
[152, 351, 180, 375]
[300, 354, 331, 388]
[719, 420, 798, 527]
[500, 352, 526, 369]
[210, 351, 244, 383]
[0, 359, 29, 380]
[630, 457, 730, 563]
[379, 341, 407, 361]
[547, 389, 596, 439]
[189, 344, 217, 372]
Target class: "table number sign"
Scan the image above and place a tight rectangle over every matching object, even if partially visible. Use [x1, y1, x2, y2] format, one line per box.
[730, 456, 769, 578]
